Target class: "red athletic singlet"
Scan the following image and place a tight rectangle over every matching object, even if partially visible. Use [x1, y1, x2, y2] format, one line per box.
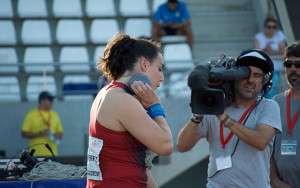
[86, 82, 148, 188]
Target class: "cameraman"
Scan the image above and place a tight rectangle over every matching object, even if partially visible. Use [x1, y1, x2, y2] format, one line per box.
[177, 49, 282, 187]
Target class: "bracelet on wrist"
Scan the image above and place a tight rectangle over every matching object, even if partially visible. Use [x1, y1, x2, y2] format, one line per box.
[224, 118, 235, 128]
[220, 114, 230, 125]
[148, 103, 165, 119]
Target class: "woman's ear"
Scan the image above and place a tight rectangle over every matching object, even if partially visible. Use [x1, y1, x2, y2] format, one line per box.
[140, 58, 149, 72]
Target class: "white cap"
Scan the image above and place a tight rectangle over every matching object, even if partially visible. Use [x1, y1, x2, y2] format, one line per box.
[239, 51, 267, 61]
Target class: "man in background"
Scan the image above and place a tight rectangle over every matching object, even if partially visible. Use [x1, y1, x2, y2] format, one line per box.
[152, 0, 193, 50]
[271, 41, 300, 188]
[21, 91, 63, 158]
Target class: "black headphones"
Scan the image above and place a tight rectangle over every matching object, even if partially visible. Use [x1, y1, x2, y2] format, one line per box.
[235, 49, 274, 95]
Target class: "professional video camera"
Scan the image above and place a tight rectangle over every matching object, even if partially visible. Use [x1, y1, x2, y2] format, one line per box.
[188, 55, 251, 115]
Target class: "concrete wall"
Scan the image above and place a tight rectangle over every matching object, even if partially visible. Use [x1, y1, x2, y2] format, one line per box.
[0, 99, 93, 158]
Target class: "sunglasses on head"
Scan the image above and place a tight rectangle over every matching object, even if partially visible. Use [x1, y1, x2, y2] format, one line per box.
[283, 60, 300, 68]
[266, 25, 277, 29]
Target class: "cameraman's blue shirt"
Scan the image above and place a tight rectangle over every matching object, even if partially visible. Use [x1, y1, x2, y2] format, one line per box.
[153, 1, 190, 24]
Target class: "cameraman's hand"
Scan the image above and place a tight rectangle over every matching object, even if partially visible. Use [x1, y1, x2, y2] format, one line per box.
[216, 112, 227, 122]
[131, 81, 160, 110]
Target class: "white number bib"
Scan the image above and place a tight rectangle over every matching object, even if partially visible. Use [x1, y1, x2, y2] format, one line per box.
[87, 136, 103, 180]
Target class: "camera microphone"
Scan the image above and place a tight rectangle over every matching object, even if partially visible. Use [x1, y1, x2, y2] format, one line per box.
[128, 73, 152, 94]
[210, 66, 251, 81]
[188, 64, 210, 90]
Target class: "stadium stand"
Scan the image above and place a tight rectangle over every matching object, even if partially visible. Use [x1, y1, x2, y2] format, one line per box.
[152, 0, 165, 13]
[94, 46, 105, 62]
[0, 76, 20, 101]
[85, 0, 117, 17]
[0, 20, 17, 45]
[0, 0, 13, 18]
[52, 0, 83, 18]
[21, 20, 52, 45]
[56, 19, 87, 45]
[17, 0, 48, 18]
[90, 19, 120, 44]
[62, 75, 95, 100]
[163, 43, 194, 71]
[26, 75, 57, 101]
[162, 43, 194, 96]
[119, 0, 150, 17]
[59, 46, 90, 72]
[0, 0, 196, 101]
[0, 48, 18, 73]
[23, 47, 55, 73]
[124, 18, 152, 38]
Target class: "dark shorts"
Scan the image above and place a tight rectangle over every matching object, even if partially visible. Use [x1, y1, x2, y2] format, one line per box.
[163, 26, 178, 35]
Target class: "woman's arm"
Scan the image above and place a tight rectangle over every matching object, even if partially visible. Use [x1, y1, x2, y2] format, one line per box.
[101, 82, 173, 155]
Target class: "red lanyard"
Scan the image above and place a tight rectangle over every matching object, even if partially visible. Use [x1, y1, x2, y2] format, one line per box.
[220, 102, 256, 149]
[286, 89, 300, 136]
[38, 108, 51, 128]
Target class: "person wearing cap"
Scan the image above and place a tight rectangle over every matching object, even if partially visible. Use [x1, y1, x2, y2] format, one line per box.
[152, 0, 194, 50]
[177, 49, 282, 187]
[21, 91, 63, 157]
[270, 41, 300, 188]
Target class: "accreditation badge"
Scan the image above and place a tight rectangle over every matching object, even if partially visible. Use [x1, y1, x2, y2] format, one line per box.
[281, 140, 297, 155]
[216, 154, 232, 171]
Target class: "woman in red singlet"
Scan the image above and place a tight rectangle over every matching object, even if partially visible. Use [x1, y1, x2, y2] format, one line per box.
[86, 34, 173, 188]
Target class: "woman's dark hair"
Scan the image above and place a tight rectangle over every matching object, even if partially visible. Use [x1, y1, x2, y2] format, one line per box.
[284, 40, 300, 60]
[97, 34, 162, 81]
